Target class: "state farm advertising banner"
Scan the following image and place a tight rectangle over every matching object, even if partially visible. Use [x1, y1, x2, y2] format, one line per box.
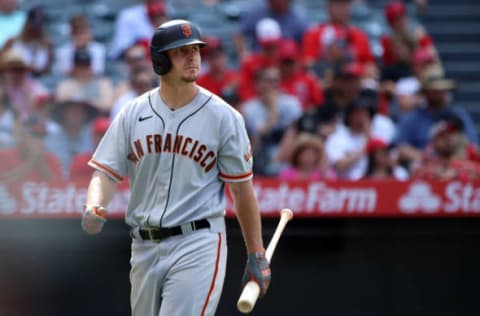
[1, 179, 480, 218]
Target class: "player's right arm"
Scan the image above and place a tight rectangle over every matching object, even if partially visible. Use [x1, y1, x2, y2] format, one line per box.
[81, 170, 118, 235]
[81, 101, 131, 234]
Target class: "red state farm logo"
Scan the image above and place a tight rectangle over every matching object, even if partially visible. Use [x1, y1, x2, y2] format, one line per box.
[181, 23, 192, 37]
[398, 181, 441, 214]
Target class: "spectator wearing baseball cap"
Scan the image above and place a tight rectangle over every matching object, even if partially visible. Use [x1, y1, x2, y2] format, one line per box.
[1, 5, 53, 76]
[197, 37, 239, 107]
[381, 0, 438, 67]
[364, 138, 409, 180]
[56, 48, 115, 113]
[396, 65, 478, 167]
[322, 61, 363, 115]
[69, 116, 110, 182]
[234, 0, 308, 60]
[411, 114, 480, 181]
[278, 133, 336, 181]
[53, 14, 106, 76]
[237, 18, 284, 102]
[302, 0, 375, 77]
[278, 39, 324, 110]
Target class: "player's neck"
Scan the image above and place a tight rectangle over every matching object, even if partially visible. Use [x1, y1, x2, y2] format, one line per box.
[159, 80, 199, 110]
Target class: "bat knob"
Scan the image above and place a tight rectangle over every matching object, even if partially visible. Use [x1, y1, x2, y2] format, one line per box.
[280, 208, 293, 221]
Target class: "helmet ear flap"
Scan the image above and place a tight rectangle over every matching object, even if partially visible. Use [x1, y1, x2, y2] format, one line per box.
[150, 46, 172, 76]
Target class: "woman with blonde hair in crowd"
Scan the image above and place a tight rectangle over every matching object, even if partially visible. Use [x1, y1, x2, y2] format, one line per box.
[278, 133, 336, 181]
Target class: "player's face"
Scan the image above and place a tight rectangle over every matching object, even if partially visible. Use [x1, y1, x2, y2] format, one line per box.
[167, 44, 201, 83]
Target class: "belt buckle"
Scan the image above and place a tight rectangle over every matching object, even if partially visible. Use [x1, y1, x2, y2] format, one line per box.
[147, 228, 161, 243]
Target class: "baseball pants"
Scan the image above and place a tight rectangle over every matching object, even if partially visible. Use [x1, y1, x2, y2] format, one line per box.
[129, 217, 227, 316]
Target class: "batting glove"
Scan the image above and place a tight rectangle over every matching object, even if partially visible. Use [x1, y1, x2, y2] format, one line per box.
[81, 205, 107, 235]
[242, 250, 271, 296]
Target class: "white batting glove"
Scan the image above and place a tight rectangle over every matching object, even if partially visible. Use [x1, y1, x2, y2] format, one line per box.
[81, 205, 107, 235]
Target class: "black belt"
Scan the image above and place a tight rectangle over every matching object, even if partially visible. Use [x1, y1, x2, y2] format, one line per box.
[134, 219, 210, 242]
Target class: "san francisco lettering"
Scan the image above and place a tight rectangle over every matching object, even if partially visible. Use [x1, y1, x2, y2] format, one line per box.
[130, 133, 216, 172]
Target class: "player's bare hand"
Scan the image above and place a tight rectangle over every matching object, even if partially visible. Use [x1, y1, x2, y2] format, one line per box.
[81, 205, 107, 235]
[242, 250, 271, 296]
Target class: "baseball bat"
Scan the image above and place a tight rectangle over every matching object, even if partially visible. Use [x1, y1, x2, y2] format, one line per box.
[237, 208, 294, 314]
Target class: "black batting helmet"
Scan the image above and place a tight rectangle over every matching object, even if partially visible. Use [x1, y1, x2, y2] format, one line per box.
[150, 19, 206, 76]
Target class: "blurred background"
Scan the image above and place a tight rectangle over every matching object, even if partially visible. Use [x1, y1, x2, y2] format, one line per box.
[1, 0, 480, 315]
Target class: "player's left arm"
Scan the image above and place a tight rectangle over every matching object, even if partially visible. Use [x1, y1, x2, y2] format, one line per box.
[229, 180, 271, 296]
[229, 180, 264, 254]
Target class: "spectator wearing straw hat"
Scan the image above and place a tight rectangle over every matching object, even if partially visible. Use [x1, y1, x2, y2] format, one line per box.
[278, 133, 336, 181]
[0, 48, 49, 121]
[396, 65, 478, 165]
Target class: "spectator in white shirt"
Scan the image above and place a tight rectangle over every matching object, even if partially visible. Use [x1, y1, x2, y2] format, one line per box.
[54, 14, 106, 76]
[325, 89, 396, 180]
[109, 0, 168, 59]
[1, 6, 53, 76]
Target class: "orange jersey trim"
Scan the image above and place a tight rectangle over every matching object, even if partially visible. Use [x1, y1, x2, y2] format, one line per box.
[88, 159, 124, 182]
[201, 232, 222, 316]
[219, 171, 253, 181]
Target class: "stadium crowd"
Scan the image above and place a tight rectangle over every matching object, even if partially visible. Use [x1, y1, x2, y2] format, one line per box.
[1, 0, 479, 185]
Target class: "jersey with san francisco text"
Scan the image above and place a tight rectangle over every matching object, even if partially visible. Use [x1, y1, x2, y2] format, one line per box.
[88, 87, 253, 228]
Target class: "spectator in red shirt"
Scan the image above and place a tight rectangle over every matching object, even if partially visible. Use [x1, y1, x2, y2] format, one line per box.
[381, 0, 437, 67]
[238, 18, 283, 102]
[69, 116, 110, 182]
[0, 115, 63, 184]
[303, 0, 375, 75]
[278, 39, 324, 111]
[412, 116, 480, 181]
[197, 37, 239, 107]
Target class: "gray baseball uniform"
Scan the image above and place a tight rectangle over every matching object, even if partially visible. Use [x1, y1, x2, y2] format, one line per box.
[88, 86, 253, 316]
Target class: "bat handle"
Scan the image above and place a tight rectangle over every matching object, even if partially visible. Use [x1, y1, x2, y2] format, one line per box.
[237, 281, 261, 314]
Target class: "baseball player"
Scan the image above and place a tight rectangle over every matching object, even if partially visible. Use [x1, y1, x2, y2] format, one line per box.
[81, 19, 271, 316]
